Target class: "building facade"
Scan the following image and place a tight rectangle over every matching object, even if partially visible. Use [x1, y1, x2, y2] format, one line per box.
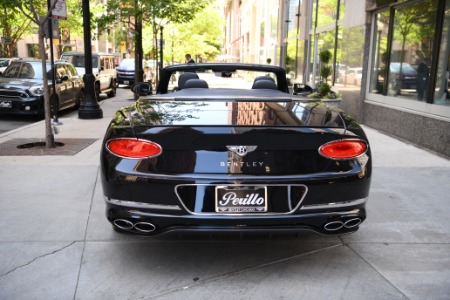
[225, 0, 450, 158]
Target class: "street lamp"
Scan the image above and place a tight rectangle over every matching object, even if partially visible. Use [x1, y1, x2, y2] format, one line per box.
[159, 26, 164, 77]
[78, 0, 103, 119]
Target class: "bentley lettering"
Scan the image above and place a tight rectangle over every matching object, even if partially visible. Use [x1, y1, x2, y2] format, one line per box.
[220, 161, 265, 167]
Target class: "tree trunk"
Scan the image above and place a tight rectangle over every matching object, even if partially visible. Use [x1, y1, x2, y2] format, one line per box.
[38, 22, 55, 148]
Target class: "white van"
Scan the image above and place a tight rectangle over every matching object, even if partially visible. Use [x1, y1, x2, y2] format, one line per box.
[60, 52, 119, 98]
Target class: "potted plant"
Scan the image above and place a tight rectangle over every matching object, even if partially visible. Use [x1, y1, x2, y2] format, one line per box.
[309, 49, 342, 106]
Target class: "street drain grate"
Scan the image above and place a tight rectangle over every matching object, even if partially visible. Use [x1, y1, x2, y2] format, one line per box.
[0, 138, 98, 156]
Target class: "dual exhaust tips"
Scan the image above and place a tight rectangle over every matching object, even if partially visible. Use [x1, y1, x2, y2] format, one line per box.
[115, 217, 361, 233]
[113, 219, 156, 233]
[323, 217, 362, 232]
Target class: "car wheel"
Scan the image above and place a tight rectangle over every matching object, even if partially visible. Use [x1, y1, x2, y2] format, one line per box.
[107, 80, 117, 98]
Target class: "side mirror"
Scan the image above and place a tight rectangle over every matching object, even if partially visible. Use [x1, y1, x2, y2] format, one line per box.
[131, 82, 152, 96]
[293, 83, 300, 95]
[59, 75, 69, 82]
[293, 83, 313, 95]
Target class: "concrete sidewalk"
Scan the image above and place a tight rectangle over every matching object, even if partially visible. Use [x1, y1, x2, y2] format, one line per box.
[0, 89, 449, 300]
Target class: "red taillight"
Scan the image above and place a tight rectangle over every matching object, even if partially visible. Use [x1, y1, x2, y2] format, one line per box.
[106, 138, 162, 158]
[319, 140, 367, 159]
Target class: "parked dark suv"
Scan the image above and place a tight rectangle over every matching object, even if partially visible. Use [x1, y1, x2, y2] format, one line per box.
[0, 59, 84, 116]
[116, 58, 153, 86]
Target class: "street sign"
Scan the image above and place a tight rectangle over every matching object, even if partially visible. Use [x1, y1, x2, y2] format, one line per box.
[42, 18, 60, 39]
[1, 37, 11, 45]
[51, 0, 67, 20]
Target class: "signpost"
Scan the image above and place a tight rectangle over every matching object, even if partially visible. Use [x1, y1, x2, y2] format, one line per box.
[47, 0, 66, 124]
[51, 0, 67, 20]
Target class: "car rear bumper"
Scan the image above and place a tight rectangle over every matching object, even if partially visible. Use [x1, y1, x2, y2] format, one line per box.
[105, 196, 366, 236]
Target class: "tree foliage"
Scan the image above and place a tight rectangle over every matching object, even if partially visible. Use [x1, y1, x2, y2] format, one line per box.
[0, 0, 33, 56]
[98, 0, 214, 58]
[163, 4, 224, 63]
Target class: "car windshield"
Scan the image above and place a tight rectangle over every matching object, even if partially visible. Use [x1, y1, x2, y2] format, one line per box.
[2, 62, 51, 79]
[0, 59, 9, 67]
[390, 63, 416, 73]
[167, 69, 279, 90]
[119, 59, 135, 68]
[61, 54, 99, 68]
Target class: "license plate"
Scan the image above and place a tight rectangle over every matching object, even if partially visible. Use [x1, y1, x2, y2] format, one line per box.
[215, 185, 267, 213]
[124, 80, 129, 85]
[0, 100, 12, 108]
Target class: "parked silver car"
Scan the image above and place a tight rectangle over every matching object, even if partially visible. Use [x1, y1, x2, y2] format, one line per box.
[0, 57, 18, 75]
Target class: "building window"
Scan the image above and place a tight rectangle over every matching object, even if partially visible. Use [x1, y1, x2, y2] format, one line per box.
[434, 0, 450, 106]
[27, 44, 39, 58]
[338, 25, 365, 86]
[317, 0, 338, 27]
[370, 10, 390, 94]
[370, 0, 442, 104]
[388, 1, 437, 100]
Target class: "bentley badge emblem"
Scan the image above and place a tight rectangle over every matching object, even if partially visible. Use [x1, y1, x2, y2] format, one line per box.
[227, 145, 257, 157]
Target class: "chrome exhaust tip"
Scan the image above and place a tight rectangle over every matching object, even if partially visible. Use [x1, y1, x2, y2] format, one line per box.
[134, 222, 156, 233]
[344, 218, 362, 228]
[323, 221, 344, 231]
[113, 219, 134, 230]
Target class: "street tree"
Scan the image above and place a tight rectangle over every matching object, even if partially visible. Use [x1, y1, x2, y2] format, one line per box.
[163, 4, 223, 64]
[11, 0, 60, 148]
[145, 0, 213, 76]
[99, 0, 212, 84]
[0, 1, 33, 57]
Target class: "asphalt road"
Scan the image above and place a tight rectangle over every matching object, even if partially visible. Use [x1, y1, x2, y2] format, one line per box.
[0, 114, 43, 134]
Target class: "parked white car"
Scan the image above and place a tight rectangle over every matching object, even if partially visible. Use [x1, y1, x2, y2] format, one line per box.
[0, 58, 18, 75]
[340, 67, 363, 86]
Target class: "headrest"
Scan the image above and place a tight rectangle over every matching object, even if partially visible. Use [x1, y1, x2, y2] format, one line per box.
[254, 76, 275, 83]
[184, 79, 209, 89]
[251, 79, 278, 90]
[178, 72, 199, 89]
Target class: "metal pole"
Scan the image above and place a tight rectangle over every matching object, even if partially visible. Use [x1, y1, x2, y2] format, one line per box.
[159, 26, 164, 77]
[46, 0, 61, 125]
[78, 0, 103, 119]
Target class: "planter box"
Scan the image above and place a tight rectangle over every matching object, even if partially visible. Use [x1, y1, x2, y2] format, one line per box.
[322, 98, 342, 107]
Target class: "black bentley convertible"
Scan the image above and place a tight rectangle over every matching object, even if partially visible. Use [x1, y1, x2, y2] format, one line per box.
[100, 63, 371, 236]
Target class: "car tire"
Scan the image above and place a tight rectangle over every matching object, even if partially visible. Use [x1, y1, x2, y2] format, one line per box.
[107, 80, 117, 98]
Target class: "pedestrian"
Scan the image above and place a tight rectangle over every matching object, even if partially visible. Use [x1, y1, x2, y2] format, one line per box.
[185, 54, 195, 64]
